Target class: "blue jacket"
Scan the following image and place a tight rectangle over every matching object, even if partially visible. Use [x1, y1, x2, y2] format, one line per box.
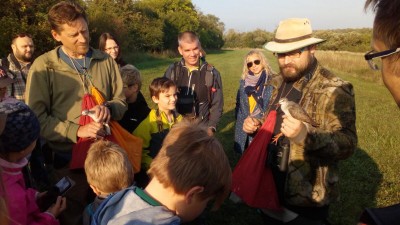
[92, 186, 180, 225]
[234, 73, 273, 154]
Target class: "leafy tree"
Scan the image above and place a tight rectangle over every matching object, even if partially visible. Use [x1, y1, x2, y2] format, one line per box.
[223, 29, 273, 49]
[0, 0, 60, 57]
[129, 2, 165, 51]
[198, 13, 224, 49]
[140, 0, 199, 50]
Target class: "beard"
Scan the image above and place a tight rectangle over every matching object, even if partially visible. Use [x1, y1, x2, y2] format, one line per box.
[14, 49, 33, 63]
[279, 56, 315, 82]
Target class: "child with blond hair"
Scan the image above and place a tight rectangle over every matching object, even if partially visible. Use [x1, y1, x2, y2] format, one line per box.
[93, 121, 232, 225]
[83, 140, 134, 225]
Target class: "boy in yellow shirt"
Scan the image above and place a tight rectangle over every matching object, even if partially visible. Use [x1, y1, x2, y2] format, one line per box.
[133, 77, 182, 186]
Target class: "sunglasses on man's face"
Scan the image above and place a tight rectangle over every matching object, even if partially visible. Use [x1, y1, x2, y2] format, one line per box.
[247, 60, 261, 68]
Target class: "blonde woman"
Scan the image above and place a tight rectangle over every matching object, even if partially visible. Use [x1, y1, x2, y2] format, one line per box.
[234, 50, 274, 154]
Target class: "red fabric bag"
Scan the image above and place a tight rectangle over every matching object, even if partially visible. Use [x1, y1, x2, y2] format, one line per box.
[70, 93, 98, 169]
[231, 110, 281, 210]
[70, 88, 142, 172]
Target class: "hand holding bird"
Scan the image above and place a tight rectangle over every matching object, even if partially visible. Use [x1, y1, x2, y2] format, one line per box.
[82, 109, 111, 135]
[272, 98, 319, 144]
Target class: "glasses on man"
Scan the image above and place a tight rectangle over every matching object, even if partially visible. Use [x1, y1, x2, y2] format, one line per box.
[247, 60, 261, 68]
[105, 46, 119, 51]
[364, 48, 400, 70]
[275, 47, 306, 59]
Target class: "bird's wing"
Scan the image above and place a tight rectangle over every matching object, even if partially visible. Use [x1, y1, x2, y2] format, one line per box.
[287, 105, 319, 127]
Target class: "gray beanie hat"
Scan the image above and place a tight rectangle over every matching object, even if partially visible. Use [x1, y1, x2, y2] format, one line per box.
[0, 101, 40, 152]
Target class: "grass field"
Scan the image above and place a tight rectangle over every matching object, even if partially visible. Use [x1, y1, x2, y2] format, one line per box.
[127, 49, 400, 225]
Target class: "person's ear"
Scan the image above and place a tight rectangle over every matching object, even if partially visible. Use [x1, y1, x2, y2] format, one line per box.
[152, 95, 159, 104]
[51, 30, 61, 42]
[308, 45, 317, 54]
[178, 46, 183, 56]
[184, 186, 204, 204]
[89, 184, 102, 196]
[11, 43, 16, 53]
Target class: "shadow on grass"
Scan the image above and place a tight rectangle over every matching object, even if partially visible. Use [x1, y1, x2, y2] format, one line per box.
[216, 108, 241, 167]
[329, 147, 382, 225]
[202, 109, 265, 225]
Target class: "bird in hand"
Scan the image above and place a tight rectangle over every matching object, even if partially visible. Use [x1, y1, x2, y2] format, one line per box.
[272, 97, 319, 144]
[82, 109, 111, 135]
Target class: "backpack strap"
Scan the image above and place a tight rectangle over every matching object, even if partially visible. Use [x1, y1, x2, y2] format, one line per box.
[203, 63, 215, 104]
[155, 109, 163, 133]
[170, 61, 181, 84]
[155, 109, 177, 133]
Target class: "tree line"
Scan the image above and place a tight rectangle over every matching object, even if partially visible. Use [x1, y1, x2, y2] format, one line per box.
[223, 28, 372, 53]
[0, 0, 371, 57]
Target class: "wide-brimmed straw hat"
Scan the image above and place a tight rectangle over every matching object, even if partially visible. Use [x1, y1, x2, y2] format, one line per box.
[264, 18, 325, 53]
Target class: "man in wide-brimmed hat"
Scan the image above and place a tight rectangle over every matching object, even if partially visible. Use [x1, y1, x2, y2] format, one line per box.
[242, 18, 358, 224]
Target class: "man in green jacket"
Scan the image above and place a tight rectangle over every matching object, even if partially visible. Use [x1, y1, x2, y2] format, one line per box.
[25, 1, 126, 225]
[243, 18, 357, 224]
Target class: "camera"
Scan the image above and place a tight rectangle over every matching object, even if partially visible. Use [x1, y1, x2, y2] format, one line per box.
[276, 143, 290, 172]
[37, 176, 75, 212]
[55, 176, 75, 194]
[267, 139, 290, 172]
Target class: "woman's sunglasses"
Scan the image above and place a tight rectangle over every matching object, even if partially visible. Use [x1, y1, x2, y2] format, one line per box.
[247, 60, 261, 68]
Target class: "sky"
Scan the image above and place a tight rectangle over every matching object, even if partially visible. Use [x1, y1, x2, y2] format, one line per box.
[191, 0, 375, 32]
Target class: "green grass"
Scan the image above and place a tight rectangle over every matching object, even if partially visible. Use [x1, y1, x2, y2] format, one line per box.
[127, 49, 400, 225]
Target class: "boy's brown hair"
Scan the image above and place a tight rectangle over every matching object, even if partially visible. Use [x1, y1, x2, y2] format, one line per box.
[147, 120, 232, 209]
[84, 140, 134, 193]
[149, 77, 176, 99]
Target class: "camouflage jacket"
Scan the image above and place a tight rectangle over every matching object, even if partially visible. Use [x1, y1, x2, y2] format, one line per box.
[268, 60, 357, 207]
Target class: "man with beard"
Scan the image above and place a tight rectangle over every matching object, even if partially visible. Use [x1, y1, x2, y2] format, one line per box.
[0, 33, 34, 102]
[25, 1, 126, 225]
[242, 18, 357, 225]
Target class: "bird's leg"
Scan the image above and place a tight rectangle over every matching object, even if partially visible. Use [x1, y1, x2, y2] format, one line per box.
[272, 132, 284, 145]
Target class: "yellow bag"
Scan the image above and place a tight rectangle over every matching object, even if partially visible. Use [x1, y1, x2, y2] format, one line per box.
[91, 87, 143, 173]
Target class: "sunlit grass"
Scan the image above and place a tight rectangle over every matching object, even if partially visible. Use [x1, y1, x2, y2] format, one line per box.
[128, 49, 400, 225]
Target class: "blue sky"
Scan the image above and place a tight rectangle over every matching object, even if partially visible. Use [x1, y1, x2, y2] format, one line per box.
[191, 0, 375, 32]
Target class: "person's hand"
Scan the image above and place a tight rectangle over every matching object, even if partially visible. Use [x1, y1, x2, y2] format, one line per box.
[46, 196, 66, 218]
[0, 67, 6, 77]
[281, 115, 307, 144]
[37, 191, 47, 199]
[77, 121, 106, 139]
[243, 117, 261, 134]
[89, 104, 111, 124]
